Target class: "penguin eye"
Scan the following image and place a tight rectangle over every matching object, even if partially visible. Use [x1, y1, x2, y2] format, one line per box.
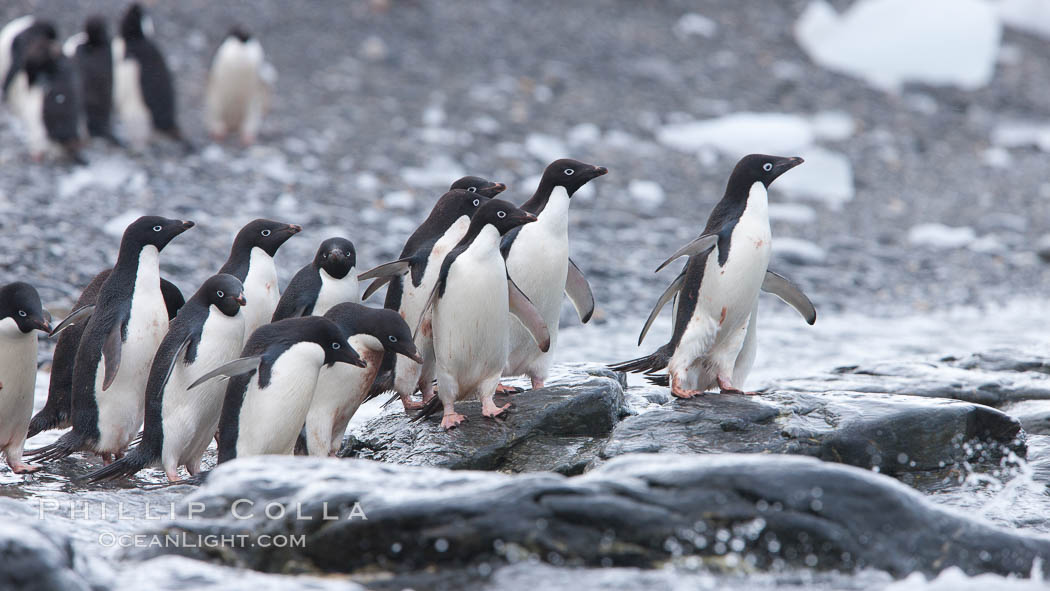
[261, 229, 271, 237]
[467, 187, 477, 193]
[388, 335, 397, 342]
[18, 310, 27, 317]
[763, 162, 773, 172]
[216, 290, 224, 298]
[564, 168, 575, 176]
[497, 211, 507, 219]
[152, 225, 162, 232]
[331, 342, 341, 350]
[472, 198, 481, 206]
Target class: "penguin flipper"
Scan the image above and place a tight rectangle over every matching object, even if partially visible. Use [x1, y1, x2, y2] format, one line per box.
[638, 272, 686, 346]
[508, 278, 551, 353]
[358, 258, 412, 281]
[413, 284, 439, 340]
[187, 356, 262, 390]
[361, 275, 393, 301]
[565, 258, 595, 324]
[102, 321, 126, 391]
[49, 304, 95, 338]
[655, 234, 717, 273]
[155, 335, 193, 397]
[762, 270, 817, 325]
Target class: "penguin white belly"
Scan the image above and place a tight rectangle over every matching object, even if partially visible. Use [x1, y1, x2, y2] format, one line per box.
[672, 182, 771, 390]
[8, 77, 47, 158]
[433, 237, 510, 397]
[241, 248, 280, 344]
[235, 342, 324, 457]
[505, 188, 570, 380]
[160, 311, 245, 469]
[205, 39, 264, 137]
[112, 39, 151, 149]
[312, 268, 359, 316]
[394, 216, 470, 394]
[96, 246, 168, 453]
[305, 335, 383, 456]
[0, 319, 37, 454]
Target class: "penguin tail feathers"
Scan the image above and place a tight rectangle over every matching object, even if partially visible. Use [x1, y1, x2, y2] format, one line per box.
[364, 369, 394, 402]
[608, 344, 673, 375]
[81, 447, 153, 483]
[643, 374, 670, 387]
[24, 431, 88, 462]
[410, 397, 443, 423]
[26, 408, 68, 439]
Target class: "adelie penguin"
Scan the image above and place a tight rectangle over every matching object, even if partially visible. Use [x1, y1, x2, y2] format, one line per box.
[299, 303, 421, 457]
[359, 176, 505, 411]
[0, 283, 51, 474]
[28, 269, 184, 439]
[416, 199, 550, 430]
[216, 218, 302, 347]
[113, 3, 189, 151]
[84, 274, 247, 483]
[271, 237, 358, 322]
[187, 316, 366, 462]
[502, 159, 606, 390]
[27, 216, 194, 464]
[0, 15, 56, 103]
[610, 154, 817, 397]
[64, 16, 121, 146]
[205, 26, 275, 146]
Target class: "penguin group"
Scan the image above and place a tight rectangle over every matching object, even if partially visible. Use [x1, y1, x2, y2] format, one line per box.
[0, 4, 274, 163]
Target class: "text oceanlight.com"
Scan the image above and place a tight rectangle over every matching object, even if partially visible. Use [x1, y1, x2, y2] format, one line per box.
[97, 532, 306, 548]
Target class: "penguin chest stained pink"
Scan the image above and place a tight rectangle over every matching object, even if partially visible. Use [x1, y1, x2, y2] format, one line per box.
[305, 334, 383, 456]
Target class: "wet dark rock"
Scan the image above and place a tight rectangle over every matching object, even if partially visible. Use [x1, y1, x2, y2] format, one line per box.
[597, 391, 1024, 475]
[344, 367, 627, 474]
[0, 500, 94, 591]
[138, 454, 1050, 581]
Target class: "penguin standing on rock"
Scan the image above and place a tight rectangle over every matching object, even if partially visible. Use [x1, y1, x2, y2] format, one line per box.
[205, 26, 274, 146]
[113, 3, 189, 150]
[216, 218, 302, 346]
[27, 216, 195, 464]
[83, 274, 247, 482]
[610, 154, 816, 397]
[0, 283, 51, 474]
[502, 159, 607, 390]
[187, 316, 366, 462]
[359, 178, 505, 411]
[64, 16, 120, 145]
[418, 199, 550, 430]
[300, 303, 421, 456]
[28, 270, 184, 439]
[271, 237, 358, 322]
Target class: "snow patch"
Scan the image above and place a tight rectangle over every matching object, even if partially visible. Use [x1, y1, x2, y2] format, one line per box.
[908, 223, 977, 249]
[104, 211, 146, 237]
[524, 133, 568, 163]
[403, 155, 466, 188]
[769, 202, 818, 224]
[383, 190, 415, 209]
[773, 237, 827, 265]
[794, 0, 1001, 92]
[991, 121, 1050, 152]
[997, 0, 1050, 40]
[673, 13, 717, 39]
[773, 147, 855, 209]
[627, 180, 665, 209]
[58, 157, 144, 199]
[656, 112, 815, 155]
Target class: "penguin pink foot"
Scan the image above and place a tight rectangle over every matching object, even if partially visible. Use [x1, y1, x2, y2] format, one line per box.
[481, 399, 511, 418]
[440, 413, 466, 430]
[717, 376, 758, 396]
[530, 377, 545, 390]
[11, 463, 42, 474]
[400, 394, 424, 411]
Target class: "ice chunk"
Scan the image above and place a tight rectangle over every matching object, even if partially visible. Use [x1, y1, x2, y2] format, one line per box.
[104, 211, 146, 237]
[773, 147, 855, 209]
[656, 112, 814, 155]
[769, 202, 818, 224]
[998, 0, 1050, 40]
[57, 157, 142, 199]
[627, 180, 665, 209]
[524, 133, 568, 163]
[773, 237, 827, 265]
[567, 123, 601, 147]
[991, 121, 1050, 152]
[809, 111, 856, 141]
[403, 155, 466, 188]
[673, 13, 717, 39]
[794, 0, 1001, 92]
[908, 223, 977, 249]
[383, 190, 415, 209]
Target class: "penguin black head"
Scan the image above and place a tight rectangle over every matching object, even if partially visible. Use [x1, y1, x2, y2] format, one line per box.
[0, 282, 51, 334]
[123, 216, 195, 251]
[23, 37, 60, 82]
[231, 219, 303, 257]
[84, 17, 109, 46]
[474, 199, 537, 235]
[197, 274, 246, 317]
[298, 317, 367, 368]
[731, 154, 805, 188]
[540, 159, 608, 197]
[313, 237, 356, 280]
[324, 303, 423, 364]
[449, 176, 506, 199]
[228, 26, 252, 43]
[120, 3, 152, 40]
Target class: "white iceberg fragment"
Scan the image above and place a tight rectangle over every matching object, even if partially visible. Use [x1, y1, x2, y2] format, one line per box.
[773, 147, 855, 209]
[656, 112, 815, 155]
[997, 0, 1050, 40]
[908, 223, 977, 249]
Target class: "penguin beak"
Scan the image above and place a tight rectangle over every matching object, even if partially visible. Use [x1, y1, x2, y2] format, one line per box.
[234, 293, 246, 306]
[481, 182, 507, 197]
[517, 212, 539, 226]
[285, 224, 303, 235]
[32, 316, 52, 333]
[174, 220, 195, 236]
[771, 157, 804, 180]
[582, 165, 608, 181]
[394, 342, 423, 364]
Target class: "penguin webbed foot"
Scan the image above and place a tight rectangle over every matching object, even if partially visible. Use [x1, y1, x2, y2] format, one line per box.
[495, 383, 524, 395]
[481, 400, 512, 419]
[440, 413, 467, 430]
[716, 376, 758, 396]
[11, 463, 43, 474]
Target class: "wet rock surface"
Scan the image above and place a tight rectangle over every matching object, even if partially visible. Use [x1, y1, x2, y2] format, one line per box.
[0, 499, 95, 591]
[597, 390, 1024, 475]
[346, 367, 627, 474]
[136, 454, 1050, 585]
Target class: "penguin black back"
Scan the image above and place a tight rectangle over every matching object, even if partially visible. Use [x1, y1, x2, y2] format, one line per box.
[119, 3, 176, 132]
[2, 19, 56, 98]
[74, 16, 116, 140]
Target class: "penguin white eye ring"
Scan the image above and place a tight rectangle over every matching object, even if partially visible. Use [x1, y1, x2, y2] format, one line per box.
[216, 290, 224, 298]
[763, 162, 773, 171]
[564, 168, 575, 175]
[473, 198, 481, 206]
[153, 225, 163, 232]
[331, 342, 341, 350]
[18, 310, 27, 317]
[497, 211, 507, 219]
[261, 229, 271, 237]
[467, 187, 477, 193]
[388, 335, 397, 342]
